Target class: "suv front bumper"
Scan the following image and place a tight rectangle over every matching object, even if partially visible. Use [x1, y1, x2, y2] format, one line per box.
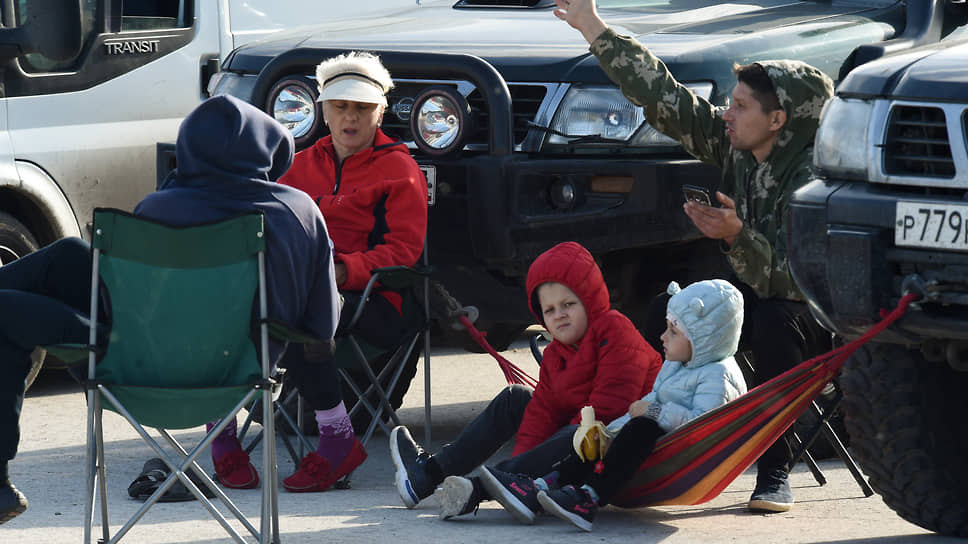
[789, 178, 968, 344]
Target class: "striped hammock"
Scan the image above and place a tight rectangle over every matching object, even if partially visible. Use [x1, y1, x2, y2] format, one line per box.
[611, 293, 916, 507]
[464, 295, 917, 508]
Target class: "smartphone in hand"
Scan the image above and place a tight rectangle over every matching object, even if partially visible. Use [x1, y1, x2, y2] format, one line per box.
[682, 184, 712, 206]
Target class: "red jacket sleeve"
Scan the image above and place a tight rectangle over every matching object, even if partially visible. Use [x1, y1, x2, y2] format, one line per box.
[338, 158, 428, 290]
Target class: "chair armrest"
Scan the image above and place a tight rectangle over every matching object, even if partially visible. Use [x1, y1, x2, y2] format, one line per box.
[266, 320, 335, 364]
[368, 265, 433, 290]
[265, 319, 328, 345]
[43, 343, 98, 366]
[529, 334, 547, 366]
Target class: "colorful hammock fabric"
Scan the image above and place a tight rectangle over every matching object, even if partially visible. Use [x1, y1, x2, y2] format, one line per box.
[610, 293, 917, 508]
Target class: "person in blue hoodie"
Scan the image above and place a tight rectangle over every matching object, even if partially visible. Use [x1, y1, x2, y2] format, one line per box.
[0, 96, 341, 522]
[134, 95, 345, 492]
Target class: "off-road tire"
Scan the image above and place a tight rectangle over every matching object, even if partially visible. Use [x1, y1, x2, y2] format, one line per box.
[0, 211, 39, 265]
[841, 343, 968, 536]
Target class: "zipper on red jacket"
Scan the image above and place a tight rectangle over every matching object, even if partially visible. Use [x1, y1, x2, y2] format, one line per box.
[332, 159, 343, 195]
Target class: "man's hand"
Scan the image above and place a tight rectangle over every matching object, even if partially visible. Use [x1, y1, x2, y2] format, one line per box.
[553, 0, 608, 44]
[334, 263, 347, 286]
[628, 400, 650, 418]
[684, 191, 743, 247]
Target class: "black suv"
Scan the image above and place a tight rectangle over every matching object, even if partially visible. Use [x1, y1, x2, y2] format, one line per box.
[209, 0, 962, 348]
[789, 28, 968, 537]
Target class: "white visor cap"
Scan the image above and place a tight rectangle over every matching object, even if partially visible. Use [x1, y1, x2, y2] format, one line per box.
[318, 73, 387, 106]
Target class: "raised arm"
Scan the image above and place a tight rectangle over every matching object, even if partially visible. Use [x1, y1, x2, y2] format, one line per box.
[553, 0, 607, 44]
[555, 0, 728, 168]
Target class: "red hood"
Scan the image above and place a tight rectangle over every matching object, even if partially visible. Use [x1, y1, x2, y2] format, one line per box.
[526, 242, 609, 326]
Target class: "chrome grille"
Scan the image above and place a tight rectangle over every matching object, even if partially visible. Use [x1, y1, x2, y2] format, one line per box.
[884, 105, 954, 178]
[467, 84, 547, 148]
[381, 80, 549, 154]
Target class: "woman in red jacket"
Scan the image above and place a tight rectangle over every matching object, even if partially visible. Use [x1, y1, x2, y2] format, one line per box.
[389, 241, 662, 517]
[274, 51, 428, 493]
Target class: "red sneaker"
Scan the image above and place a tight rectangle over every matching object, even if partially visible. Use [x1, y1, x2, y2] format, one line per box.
[283, 439, 368, 493]
[213, 450, 259, 489]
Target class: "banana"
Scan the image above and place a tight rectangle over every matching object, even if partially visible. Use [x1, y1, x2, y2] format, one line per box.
[572, 405, 613, 461]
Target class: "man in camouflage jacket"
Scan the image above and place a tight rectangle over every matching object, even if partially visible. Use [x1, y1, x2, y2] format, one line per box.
[554, 0, 835, 514]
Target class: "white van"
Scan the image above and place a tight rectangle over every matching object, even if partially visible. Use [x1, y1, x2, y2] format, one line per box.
[0, 0, 417, 387]
[0, 0, 417, 264]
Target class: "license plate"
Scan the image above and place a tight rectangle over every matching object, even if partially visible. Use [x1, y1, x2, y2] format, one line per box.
[895, 201, 968, 251]
[420, 165, 436, 207]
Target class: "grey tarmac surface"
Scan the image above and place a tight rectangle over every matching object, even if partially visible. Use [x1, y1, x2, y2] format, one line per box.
[5, 335, 959, 543]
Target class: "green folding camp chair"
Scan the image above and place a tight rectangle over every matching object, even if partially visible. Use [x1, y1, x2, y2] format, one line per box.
[63, 208, 281, 544]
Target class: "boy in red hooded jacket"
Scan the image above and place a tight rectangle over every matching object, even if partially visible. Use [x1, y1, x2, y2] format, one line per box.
[390, 241, 662, 519]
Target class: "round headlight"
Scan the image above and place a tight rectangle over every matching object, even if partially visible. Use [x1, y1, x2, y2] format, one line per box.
[267, 76, 321, 147]
[410, 86, 471, 157]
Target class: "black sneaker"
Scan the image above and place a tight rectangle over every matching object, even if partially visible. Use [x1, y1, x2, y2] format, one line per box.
[748, 469, 794, 513]
[537, 485, 597, 532]
[437, 475, 483, 520]
[390, 425, 437, 508]
[0, 480, 28, 525]
[478, 465, 541, 525]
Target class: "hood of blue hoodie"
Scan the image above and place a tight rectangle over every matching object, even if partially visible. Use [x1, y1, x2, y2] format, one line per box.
[161, 95, 294, 193]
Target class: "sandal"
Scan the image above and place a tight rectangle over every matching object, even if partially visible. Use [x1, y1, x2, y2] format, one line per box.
[127, 458, 216, 502]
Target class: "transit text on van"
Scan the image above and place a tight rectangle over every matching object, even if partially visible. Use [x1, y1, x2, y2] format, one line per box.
[104, 39, 160, 55]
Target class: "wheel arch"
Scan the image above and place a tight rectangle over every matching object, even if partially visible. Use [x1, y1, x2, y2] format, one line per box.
[0, 160, 81, 246]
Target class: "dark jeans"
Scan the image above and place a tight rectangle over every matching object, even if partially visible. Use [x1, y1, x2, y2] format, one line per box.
[642, 278, 830, 473]
[585, 416, 664, 505]
[0, 238, 97, 463]
[279, 290, 405, 411]
[433, 385, 579, 484]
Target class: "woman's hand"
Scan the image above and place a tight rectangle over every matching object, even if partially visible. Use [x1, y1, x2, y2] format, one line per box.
[553, 0, 608, 44]
[334, 263, 347, 286]
[683, 191, 743, 247]
[628, 400, 650, 418]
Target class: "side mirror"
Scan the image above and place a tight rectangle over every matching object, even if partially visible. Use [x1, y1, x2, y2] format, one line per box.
[0, 0, 82, 63]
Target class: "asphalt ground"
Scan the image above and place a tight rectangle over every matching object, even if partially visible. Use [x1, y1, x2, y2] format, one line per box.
[5, 336, 959, 543]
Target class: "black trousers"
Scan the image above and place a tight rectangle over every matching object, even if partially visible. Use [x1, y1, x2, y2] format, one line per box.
[433, 385, 580, 485]
[0, 238, 98, 463]
[641, 278, 830, 473]
[279, 290, 405, 411]
[584, 416, 664, 505]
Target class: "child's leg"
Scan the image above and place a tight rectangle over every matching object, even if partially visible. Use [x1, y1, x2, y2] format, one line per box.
[536, 417, 664, 532]
[492, 423, 578, 477]
[393, 384, 532, 508]
[582, 416, 664, 505]
[432, 384, 533, 476]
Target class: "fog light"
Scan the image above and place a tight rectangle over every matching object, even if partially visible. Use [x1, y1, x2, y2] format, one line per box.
[550, 179, 578, 209]
[410, 86, 471, 156]
[267, 76, 321, 147]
